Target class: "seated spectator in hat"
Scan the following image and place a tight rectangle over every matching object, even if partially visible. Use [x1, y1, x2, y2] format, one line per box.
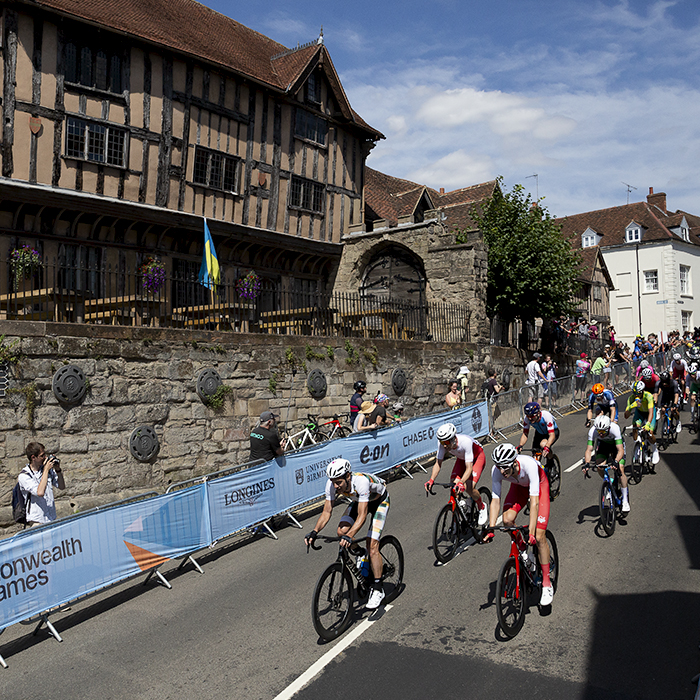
[353, 401, 378, 432]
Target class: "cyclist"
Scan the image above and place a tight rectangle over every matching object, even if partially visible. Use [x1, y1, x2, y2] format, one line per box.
[583, 414, 629, 513]
[425, 423, 488, 525]
[585, 383, 618, 426]
[485, 443, 554, 606]
[670, 352, 689, 407]
[688, 369, 700, 427]
[639, 366, 661, 403]
[656, 371, 681, 435]
[516, 402, 559, 462]
[304, 458, 390, 610]
[624, 380, 659, 467]
[634, 358, 651, 379]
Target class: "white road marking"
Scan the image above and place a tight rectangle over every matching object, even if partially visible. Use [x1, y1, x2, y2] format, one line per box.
[566, 459, 583, 473]
[273, 604, 394, 700]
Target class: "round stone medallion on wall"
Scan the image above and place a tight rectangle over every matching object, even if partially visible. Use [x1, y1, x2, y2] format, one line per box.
[129, 425, 160, 462]
[392, 367, 408, 396]
[307, 369, 327, 400]
[196, 368, 223, 403]
[52, 365, 88, 404]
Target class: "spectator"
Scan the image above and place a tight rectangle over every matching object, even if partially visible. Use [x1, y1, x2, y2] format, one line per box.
[602, 344, 613, 388]
[250, 410, 286, 461]
[613, 341, 631, 384]
[575, 352, 591, 401]
[525, 352, 546, 401]
[18, 442, 65, 526]
[369, 393, 393, 427]
[485, 367, 502, 400]
[588, 319, 599, 340]
[578, 318, 589, 337]
[445, 380, 462, 409]
[353, 401, 377, 432]
[392, 401, 405, 422]
[609, 325, 616, 345]
[541, 354, 558, 408]
[349, 380, 367, 423]
[590, 352, 608, 386]
[456, 365, 470, 403]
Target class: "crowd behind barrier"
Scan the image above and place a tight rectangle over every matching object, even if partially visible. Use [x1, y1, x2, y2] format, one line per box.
[0, 401, 489, 666]
[487, 350, 676, 439]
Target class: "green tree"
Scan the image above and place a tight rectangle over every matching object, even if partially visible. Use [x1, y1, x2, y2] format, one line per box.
[458, 177, 581, 324]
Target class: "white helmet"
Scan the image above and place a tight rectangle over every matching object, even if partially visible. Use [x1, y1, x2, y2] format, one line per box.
[492, 443, 518, 467]
[326, 458, 351, 479]
[436, 423, 457, 442]
[673, 352, 682, 361]
[640, 360, 650, 369]
[641, 367, 653, 379]
[594, 415, 611, 434]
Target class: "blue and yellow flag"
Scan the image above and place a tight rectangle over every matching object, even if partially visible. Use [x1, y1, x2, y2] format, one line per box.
[198, 219, 220, 290]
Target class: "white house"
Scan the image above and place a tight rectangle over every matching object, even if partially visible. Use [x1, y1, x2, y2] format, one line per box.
[556, 188, 700, 346]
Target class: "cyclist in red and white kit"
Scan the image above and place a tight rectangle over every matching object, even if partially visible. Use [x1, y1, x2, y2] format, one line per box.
[425, 423, 488, 526]
[670, 352, 689, 405]
[485, 443, 554, 606]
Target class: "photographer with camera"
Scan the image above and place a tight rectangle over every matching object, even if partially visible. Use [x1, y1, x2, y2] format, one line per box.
[18, 442, 65, 525]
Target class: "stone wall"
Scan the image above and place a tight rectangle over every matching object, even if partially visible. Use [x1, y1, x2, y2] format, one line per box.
[0, 320, 527, 536]
[333, 219, 490, 344]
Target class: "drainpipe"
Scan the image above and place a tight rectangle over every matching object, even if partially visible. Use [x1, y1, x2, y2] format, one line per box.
[635, 243, 643, 335]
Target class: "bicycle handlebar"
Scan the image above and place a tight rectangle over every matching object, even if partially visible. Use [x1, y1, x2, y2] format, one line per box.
[306, 534, 361, 552]
[426, 481, 453, 497]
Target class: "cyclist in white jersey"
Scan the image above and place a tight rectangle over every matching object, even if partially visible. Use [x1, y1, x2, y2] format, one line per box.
[305, 458, 389, 609]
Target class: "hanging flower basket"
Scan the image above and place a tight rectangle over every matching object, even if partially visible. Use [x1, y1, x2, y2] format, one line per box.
[9, 244, 41, 291]
[236, 270, 261, 300]
[138, 257, 166, 294]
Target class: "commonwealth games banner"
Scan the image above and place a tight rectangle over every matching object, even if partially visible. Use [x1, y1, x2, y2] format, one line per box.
[0, 486, 208, 630]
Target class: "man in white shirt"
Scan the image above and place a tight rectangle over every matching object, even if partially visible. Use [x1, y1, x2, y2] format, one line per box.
[525, 352, 547, 401]
[18, 442, 65, 525]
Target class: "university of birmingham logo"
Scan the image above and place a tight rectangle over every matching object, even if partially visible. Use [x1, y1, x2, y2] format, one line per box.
[295, 469, 304, 485]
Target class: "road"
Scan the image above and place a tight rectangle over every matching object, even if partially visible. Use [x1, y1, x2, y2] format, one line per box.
[1, 400, 699, 700]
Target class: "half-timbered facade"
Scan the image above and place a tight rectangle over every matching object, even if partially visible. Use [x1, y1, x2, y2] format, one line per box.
[0, 0, 382, 306]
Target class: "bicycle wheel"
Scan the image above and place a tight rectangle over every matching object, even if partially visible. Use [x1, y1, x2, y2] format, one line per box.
[311, 562, 355, 641]
[496, 556, 526, 638]
[658, 421, 669, 451]
[546, 454, 561, 500]
[630, 443, 643, 484]
[472, 487, 492, 542]
[312, 431, 329, 444]
[599, 481, 616, 536]
[378, 535, 404, 603]
[432, 504, 460, 564]
[334, 426, 351, 439]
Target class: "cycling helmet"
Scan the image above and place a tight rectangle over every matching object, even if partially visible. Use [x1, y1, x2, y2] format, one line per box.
[353, 380, 366, 392]
[673, 352, 682, 361]
[592, 383, 604, 395]
[326, 458, 352, 479]
[392, 401, 404, 411]
[594, 414, 611, 435]
[524, 402, 541, 420]
[436, 423, 457, 442]
[633, 380, 646, 395]
[660, 370, 671, 382]
[689, 345, 700, 361]
[493, 443, 518, 467]
[374, 393, 389, 404]
[639, 360, 650, 369]
[641, 367, 653, 379]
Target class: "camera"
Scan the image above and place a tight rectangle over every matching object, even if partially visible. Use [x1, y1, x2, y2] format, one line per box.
[49, 454, 60, 468]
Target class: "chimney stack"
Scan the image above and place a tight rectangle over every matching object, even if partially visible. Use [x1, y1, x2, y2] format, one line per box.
[439, 187, 445, 194]
[647, 186, 667, 214]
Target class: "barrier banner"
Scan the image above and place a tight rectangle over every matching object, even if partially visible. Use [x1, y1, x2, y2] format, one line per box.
[0, 485, 208, 630]
[206, 402, 489, 541]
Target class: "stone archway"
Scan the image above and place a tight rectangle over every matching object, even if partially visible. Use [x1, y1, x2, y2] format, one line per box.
[360, 244, 426, 305]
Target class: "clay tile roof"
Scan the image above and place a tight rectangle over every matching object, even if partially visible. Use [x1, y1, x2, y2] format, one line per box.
[23, 0, 382, 137]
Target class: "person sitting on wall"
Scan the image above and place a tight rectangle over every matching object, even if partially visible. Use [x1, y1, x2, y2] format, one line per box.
[445, 379, 462, 409]
[353, 401, 378, 432]
[250, 410, 286, 461]
[369, 393, 393, 427]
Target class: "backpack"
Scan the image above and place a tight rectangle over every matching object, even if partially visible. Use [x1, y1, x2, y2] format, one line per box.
[480, 380, 490, 399]
[12, 469, 31, 525]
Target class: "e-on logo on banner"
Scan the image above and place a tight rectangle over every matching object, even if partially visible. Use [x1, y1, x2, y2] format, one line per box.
[223, 478, 275, 507]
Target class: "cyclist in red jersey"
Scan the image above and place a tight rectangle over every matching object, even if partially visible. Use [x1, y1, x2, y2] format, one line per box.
[425, 423, 488, 526]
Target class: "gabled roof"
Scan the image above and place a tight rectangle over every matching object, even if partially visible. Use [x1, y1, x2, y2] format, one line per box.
[364, 167, 497, 229]
[577, 246, 614, 288]
[555, 200, 700, 249]
[21, 0, 382, 138]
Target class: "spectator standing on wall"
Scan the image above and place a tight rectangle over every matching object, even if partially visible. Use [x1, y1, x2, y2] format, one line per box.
[18, 442, 65, 526]
[456, 365, 470, 403]
[575, 352, 591, 401]
[250, 411, 286, 461]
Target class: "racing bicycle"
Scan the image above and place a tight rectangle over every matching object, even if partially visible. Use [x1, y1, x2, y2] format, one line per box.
[629, 422, 653, 480]
[532, 448, 561, 500]
[491, 525, 559, 638]
[315, 414, 351, 441]
[308, 534, 404, 641]
[657, 405, 678, 450]
[427, 481, 492, 564]
[282, 415, 327, 450]
[583, 459, 627, 537]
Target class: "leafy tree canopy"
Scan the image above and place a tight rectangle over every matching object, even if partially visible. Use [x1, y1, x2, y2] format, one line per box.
[457, 177, 581, 323]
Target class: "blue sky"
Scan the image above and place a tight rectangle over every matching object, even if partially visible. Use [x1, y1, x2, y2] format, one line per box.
[202, 0, 700, 217]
